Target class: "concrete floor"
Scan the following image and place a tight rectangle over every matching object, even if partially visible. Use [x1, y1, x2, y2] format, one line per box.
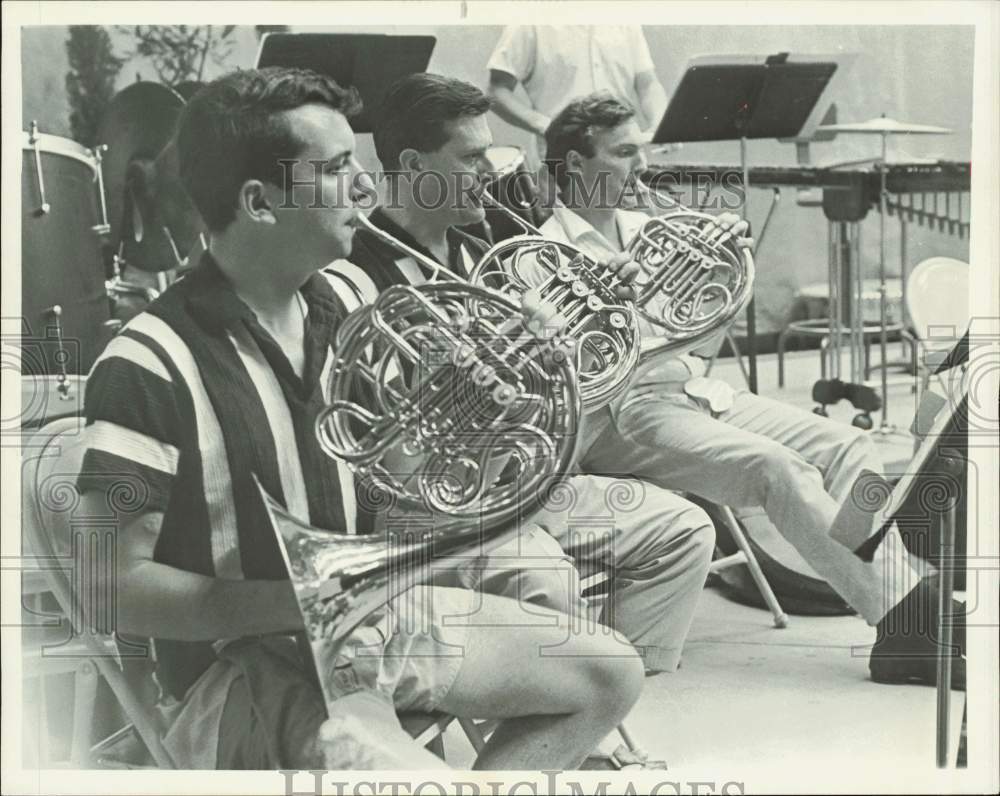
[440, 348, 969, 781]
[440, 587, 966, 779]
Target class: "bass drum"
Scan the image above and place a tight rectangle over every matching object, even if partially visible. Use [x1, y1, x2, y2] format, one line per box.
[21, 127, 112, 377]
[692, 498, 854, 615]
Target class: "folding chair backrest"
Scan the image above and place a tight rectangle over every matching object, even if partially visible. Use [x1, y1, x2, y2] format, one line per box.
[21, 418, 175, 768]
[906, 257, 969, 347]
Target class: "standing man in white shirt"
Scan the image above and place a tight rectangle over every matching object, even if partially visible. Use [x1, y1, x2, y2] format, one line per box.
[487, 26, 669, 203]
[539, 93, 966, 690]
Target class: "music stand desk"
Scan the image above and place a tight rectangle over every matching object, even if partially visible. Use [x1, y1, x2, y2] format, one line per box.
[652, 53, 839, 393]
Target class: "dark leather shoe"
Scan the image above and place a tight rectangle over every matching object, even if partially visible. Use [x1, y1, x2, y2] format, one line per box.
[869, 577, 965, 690]
[870, 648, 965, 690]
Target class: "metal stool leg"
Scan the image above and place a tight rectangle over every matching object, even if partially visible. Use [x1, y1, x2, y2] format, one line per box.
[777, 328, 789, 388]
[718, 507, 789, 628]
[727, 332, 751, 388]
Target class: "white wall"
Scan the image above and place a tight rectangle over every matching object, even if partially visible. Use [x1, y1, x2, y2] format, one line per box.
[20, 24, 974, 335]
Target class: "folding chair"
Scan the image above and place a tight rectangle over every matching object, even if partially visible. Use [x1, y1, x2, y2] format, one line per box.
[708, 506, 789, 628]
[21, 417, 175, 768]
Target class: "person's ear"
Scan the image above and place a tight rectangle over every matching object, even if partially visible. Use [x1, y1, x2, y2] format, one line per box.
[566, 149, 585, 174]
[239, 180, 277, 225]
[397, 147, 423, 174]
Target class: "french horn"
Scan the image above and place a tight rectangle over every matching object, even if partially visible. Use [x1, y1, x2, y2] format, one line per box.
[475, 187, 755, 367]
[626, 202, 755, 359]
[263, 218, 583, 710]
[471, 193, 642, 412]
[259, 474, 531, 710]
[316, 276, 581, 529]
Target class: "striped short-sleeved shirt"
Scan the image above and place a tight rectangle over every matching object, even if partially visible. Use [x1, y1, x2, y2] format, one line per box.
[76, 253, 363, 700]
[324, 207, 490, 308]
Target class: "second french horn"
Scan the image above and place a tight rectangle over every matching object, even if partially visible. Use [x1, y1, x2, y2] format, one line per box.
[475, 188, 755, 367]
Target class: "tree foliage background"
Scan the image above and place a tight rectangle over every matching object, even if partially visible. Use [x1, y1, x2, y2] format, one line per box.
[115, 25, 237, 86]
[65, 26, 124, 146]
[63, 25, 238, 146]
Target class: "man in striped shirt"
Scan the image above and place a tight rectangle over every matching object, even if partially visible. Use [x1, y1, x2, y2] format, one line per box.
[74, 67, 645, 770]
[339, 73, 717, 681]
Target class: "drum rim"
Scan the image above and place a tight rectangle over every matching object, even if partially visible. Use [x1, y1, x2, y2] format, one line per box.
[21, 130, 97, 172]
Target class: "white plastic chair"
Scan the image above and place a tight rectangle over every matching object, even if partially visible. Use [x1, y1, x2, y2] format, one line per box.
[905, 257, 969, 396]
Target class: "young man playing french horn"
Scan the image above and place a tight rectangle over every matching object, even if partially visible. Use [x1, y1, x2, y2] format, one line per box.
[338, 72, 717, 683]
[539, 92, 966, 689]
[72, 67, 646, 771]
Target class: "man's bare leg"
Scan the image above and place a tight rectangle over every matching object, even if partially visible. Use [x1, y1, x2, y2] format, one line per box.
[436, 593, 644, 770]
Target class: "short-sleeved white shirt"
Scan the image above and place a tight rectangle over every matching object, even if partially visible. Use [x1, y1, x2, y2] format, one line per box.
[488, 26, 656, 164]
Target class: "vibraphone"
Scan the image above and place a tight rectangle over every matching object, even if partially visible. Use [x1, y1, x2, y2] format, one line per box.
[644, 160, 971, 386]
[645, 160, 970, 233]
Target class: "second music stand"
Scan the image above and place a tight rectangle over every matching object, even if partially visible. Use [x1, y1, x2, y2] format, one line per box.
[653, 53, 838, 393]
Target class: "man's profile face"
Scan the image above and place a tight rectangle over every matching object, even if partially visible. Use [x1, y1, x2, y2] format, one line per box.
[417, 113, 492, 227]
[575, 118, 648, 209]
[269, 103, 370, 265]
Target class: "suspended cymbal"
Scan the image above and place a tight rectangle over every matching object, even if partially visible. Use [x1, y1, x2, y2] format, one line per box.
[97, 82, 186, 255]
[817, 116, 953, 135]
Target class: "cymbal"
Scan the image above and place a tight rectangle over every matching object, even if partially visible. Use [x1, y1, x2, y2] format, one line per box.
[817, 116, 953, 135]
[98, 82, 186, 253]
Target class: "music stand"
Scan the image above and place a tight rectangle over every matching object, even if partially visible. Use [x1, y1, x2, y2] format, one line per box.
[256, 33, 436, 133]
[831, 360, 968, 767]
[653, 54, 838, 393]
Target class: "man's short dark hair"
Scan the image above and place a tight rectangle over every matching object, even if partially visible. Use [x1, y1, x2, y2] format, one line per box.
[544, 94, 636, 191]
[373, 73, 491, 171]
[177, 66, 361, 231]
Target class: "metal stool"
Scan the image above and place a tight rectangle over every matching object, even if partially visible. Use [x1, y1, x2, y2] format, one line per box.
[777, 278, 913, 388]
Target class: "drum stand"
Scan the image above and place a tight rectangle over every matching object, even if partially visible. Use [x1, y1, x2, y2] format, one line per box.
[814, 116, 953, 436]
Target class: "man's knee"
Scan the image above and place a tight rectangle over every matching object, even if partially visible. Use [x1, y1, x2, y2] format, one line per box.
[515, 558, 584, 615]
[754, 444, 817, 494]
[686, 507, 716, 565]
[686, 505, 715, 542]
[469, 527, 583, 615]
[648, 503, 715, 559]
[840, 426, 882, 472]
[576, 645, 645, 715]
